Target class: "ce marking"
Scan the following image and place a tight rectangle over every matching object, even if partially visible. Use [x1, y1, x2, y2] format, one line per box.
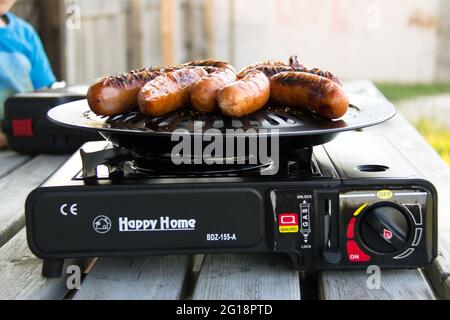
[60, 203, 78, 216]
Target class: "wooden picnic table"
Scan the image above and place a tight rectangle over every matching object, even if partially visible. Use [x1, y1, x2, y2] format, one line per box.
[0, 81, 448, 300]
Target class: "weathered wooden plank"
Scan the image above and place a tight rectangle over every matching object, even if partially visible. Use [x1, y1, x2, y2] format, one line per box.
[0, 229, 86, 300]
[444, 277, 450, 299]
[182, 0, 206, 61]
[72, 0, 128, 17]
[160, 0, 174, 65]
[203, 0, 214, 58]
[0, 151, 30, 179]
[141, 0, 162, 66]
[0, 155, 67, 247]
[192, 254, 301, 300]
[127, 0, 144, 69]
[209, 0, 231, 62]
[73, 256, 190, 300]
[427, 255, 450, 299]
[39, 0, 64, 79]
[183, 0, 197, 61]
[320, 269, 436, 300]
[10, 0, 39, 27]
[63, 0, 129, 84]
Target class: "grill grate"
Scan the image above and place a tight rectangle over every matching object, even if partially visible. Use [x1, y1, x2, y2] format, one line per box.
[48, 94, 397, 145]
[84, 105, 359, 134]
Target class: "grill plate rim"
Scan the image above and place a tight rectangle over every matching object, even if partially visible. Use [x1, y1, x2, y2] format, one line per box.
[47, 93, 397, 138]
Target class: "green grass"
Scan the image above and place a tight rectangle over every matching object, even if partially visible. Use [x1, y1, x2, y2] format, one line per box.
[376, 83, 450, 102]
[415, 119, 450, 165]
[373, 83, 450, 165]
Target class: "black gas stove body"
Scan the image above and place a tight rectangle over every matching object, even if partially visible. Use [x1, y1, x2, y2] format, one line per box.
[25, 132, 437, 278]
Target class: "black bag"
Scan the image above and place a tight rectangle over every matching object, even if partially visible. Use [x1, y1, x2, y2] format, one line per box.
[1, 86, 100, 155]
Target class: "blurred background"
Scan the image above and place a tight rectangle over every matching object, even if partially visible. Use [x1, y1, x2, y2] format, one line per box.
[11, 0, 450, 163]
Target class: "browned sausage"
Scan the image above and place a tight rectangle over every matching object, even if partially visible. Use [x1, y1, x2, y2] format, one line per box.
[288, 55, 308, 70]
[238, 65, 304, 79]
[183, 60, 236, 72]
[270, 71, 349, 119]
[190, 67, 237, 113]
[87, 67, 166, 116]
[289, 55, 342, 86]
[241, 62, 343, 86]
[138, 67, 207, 116]
[218, 70, 270, 117]
[238, 57, 307, 79]
[306, 68, 343, 86]
[239, 60, 287, 75]
[87, 61, 229, 116]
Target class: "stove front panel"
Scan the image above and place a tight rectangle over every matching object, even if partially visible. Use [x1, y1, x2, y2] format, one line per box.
[26, 178, 437, 271]
[26, 188, 266, 255]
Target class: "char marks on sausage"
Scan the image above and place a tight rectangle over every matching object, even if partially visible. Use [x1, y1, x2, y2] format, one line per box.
[270, 71, 349, 119]
[138, 67, 208, 117]
[87, 67, 166, 116]
[190, 67, 237, 113]
[218, 70, 270, 118]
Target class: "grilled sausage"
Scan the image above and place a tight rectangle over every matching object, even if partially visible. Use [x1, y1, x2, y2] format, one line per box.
[138, 67, 208, 116]
[183, 59, 236, 72]
[238, 65, 305, 79]
[218, 70, 270, 117]
[288, 55, 307, 70]
[87, 67, 165, 116]
[238, 57, 307, 80]
[306, 68, 343, 86]
[239, 60, 287, 75]
[289, 55, 342, 86]
[270, 71, 349, 119]
[190, 67, 237, 113]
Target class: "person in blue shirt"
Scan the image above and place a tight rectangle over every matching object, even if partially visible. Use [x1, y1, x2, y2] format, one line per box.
[0, 0, 56, 147]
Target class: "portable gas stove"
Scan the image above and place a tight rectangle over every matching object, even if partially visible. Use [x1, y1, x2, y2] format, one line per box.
[25, 95, 437, 278]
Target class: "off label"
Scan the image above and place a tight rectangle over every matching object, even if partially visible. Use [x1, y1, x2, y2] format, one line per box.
[377, 190, 393, 200]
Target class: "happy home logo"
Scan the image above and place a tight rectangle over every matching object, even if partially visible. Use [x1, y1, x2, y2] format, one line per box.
[93, 215, 112, 234]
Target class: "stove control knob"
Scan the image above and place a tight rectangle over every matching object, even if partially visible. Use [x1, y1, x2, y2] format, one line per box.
[359, 205, 410, 254]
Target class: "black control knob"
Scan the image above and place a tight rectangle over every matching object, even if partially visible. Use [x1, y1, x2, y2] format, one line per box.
[360, 205, 410, 253]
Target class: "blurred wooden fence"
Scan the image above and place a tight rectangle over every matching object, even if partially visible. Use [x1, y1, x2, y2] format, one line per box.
[11, 0, 450, 84]
[62, 0, 233, 84]
[63, 0, 129, 84]
[10, 0, 40, 27]
[12, 0, 222, 84]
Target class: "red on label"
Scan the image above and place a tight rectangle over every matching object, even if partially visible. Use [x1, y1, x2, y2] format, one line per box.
[347, 240, 371, 263]
[347, 218, 357, 239]
[278, 213, 298, 226]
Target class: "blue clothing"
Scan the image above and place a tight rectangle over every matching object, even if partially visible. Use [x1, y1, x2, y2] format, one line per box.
[0, 12, 56, 119]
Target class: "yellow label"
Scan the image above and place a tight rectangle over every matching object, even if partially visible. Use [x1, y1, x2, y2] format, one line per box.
[353, 202, 369, 216]
[279, 226, 299, 233]
[377, 190, 393, 200]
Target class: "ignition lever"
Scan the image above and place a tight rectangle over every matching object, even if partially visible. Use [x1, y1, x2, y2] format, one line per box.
[322, 199, 341, 264]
